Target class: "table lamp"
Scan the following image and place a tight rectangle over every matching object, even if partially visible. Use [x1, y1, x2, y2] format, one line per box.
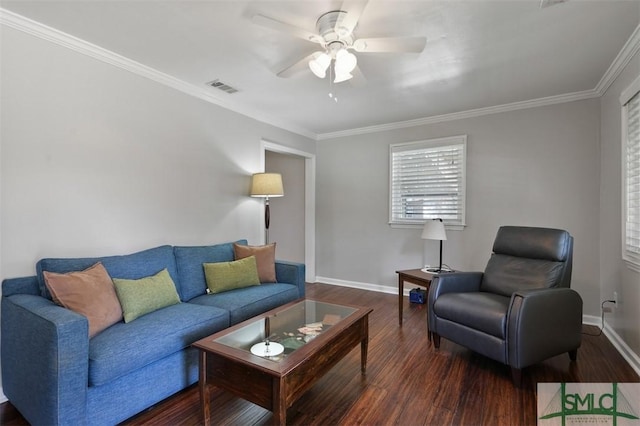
[421, 219, 447, 272]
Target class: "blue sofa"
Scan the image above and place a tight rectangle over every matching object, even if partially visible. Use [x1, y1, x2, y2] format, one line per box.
[1, 240, 305, 426]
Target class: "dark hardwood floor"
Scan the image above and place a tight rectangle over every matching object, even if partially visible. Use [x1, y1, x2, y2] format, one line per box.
[1, 282, 638, 425]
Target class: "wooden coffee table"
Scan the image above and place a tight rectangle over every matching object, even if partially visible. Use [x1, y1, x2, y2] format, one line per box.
[193, 299, 373, 426]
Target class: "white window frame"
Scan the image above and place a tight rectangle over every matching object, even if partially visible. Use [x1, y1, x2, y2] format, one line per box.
[389, 135, 467, 229]
[620, 74, 640, 272]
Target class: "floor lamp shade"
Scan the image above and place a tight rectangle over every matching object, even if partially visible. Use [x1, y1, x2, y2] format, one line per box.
[250, 173, 284, 243]
[250, 173, 284, 198]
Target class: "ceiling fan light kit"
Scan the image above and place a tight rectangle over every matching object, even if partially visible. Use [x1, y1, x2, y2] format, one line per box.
[333, 71, 353, 84]
[309, 51, 331, 78]
[252, 0, 427, 84]
[334, 48, 357, 73]
[309, 42, 358, 83]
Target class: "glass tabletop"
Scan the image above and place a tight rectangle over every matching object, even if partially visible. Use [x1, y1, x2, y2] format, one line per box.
[213, 300, 357, 362]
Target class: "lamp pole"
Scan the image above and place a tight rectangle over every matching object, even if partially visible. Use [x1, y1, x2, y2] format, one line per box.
[264, 196, 271, 244]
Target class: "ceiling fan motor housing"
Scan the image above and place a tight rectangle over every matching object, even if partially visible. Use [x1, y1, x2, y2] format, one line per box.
[316, 10, 354, 48]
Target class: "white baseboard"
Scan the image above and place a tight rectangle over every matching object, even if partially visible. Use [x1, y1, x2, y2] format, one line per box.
[315, 277, 640, 377]
[315, 276, 414, 296]
[582, 314, 601, 326]
[0, 386, 7, 403]
[603, 320, 640, 377]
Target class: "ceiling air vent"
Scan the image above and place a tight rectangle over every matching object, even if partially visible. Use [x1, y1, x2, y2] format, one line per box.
[206, 79, 239, 94]
[539, 0, 567, 8]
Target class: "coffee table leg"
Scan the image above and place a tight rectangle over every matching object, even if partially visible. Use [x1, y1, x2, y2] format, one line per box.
[272, 379, 286, 426]
[199, 351, 211, 426]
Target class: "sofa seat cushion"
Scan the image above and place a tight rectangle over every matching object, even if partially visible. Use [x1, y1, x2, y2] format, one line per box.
[88, 303, 229, 386]
[188, 283, 299, 325]
[433, 292, 510, 339]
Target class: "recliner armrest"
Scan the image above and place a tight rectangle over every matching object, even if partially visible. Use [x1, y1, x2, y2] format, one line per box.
[1, 294, 89, 426]
[429, 272, 484, 300]
[507, 287, 583, 368]
[428, 272, 483, 332]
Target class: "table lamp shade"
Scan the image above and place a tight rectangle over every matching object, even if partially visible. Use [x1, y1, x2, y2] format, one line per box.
[421, 219, 447, 273]
[250, 173, 284, 197]
[421, 219, 447, 241]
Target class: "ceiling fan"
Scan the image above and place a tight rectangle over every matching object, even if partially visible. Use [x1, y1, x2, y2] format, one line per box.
[252, 0, 427, 84]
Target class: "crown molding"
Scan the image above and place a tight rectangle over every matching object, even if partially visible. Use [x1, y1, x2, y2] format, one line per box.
[595, 23, 640, 96]
[0, 8, 317, 140]
[317, 22, 640, 141]
[2, 7, 639, 142]
[316, 90, 599, 140]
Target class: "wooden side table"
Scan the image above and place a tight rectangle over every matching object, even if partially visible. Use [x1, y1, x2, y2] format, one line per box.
[396, 268, 435, 327]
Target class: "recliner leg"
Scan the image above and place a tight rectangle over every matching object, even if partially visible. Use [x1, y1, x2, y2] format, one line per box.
[569, 349, 578, 361]
[432, 333, 441, 349]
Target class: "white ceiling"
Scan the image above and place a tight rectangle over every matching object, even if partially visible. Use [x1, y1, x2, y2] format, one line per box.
[2, 1, 639, 138]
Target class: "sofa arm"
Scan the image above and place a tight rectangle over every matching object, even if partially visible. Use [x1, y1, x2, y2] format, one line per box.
[2, 293, 89, 426]
[507, 287, 583, 369]
[275, 260, 306, 298]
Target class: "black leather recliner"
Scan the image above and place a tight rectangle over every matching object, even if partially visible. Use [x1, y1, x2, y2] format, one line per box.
[428, 226, 582, 386]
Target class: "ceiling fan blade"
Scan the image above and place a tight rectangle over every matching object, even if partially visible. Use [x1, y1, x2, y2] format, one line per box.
[252, 14, 323, 44]
[335, 0, 369, 36]
[349, 65, 367, 88]
[276, 52, 315, 78]
[353, 37, 427, 53]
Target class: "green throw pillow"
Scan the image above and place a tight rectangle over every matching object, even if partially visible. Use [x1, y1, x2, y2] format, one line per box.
[112, 268, 181, 323]
[203, 256, 260, 294]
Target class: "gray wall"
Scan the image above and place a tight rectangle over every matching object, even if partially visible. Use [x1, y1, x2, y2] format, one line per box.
[316, 99, 601, 314]
[599, 48, 640, 356]
[0, 25, 315, 279]
[265, 151, 305, 263]
[0, 25, 315, 399]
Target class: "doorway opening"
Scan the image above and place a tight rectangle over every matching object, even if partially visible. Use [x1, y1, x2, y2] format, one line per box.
[261, 140, 315, 282]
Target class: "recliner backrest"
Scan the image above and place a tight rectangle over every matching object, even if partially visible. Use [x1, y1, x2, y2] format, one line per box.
[480, 226, 573, 297]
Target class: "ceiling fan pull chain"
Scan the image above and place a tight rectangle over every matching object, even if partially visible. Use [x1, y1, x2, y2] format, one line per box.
[328, 67, 338, 103]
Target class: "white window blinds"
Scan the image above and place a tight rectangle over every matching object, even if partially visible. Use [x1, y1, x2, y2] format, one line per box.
[624, 89, 640, 266]
[389, 136, 466, 226]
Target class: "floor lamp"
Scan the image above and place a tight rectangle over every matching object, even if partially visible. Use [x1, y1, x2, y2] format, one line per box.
[421, 219, 447, 272]
[250, 173, 284, 244]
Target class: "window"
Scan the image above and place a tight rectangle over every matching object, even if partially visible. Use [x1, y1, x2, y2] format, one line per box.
[389, 135, 466, 228]
[622, 77, 640, 269]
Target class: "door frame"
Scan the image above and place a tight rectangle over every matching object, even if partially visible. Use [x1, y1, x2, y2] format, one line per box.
[260, 139, 316, 283]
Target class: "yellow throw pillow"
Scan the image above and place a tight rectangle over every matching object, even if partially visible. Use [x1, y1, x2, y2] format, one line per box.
[203, 256, 260, 294]
[233, 242, 276, 283]
[112, 268, 181, 323]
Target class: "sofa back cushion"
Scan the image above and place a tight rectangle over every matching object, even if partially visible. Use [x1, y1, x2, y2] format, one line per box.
[174, 240, 247, 301]
[36, 245, 179, 300]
